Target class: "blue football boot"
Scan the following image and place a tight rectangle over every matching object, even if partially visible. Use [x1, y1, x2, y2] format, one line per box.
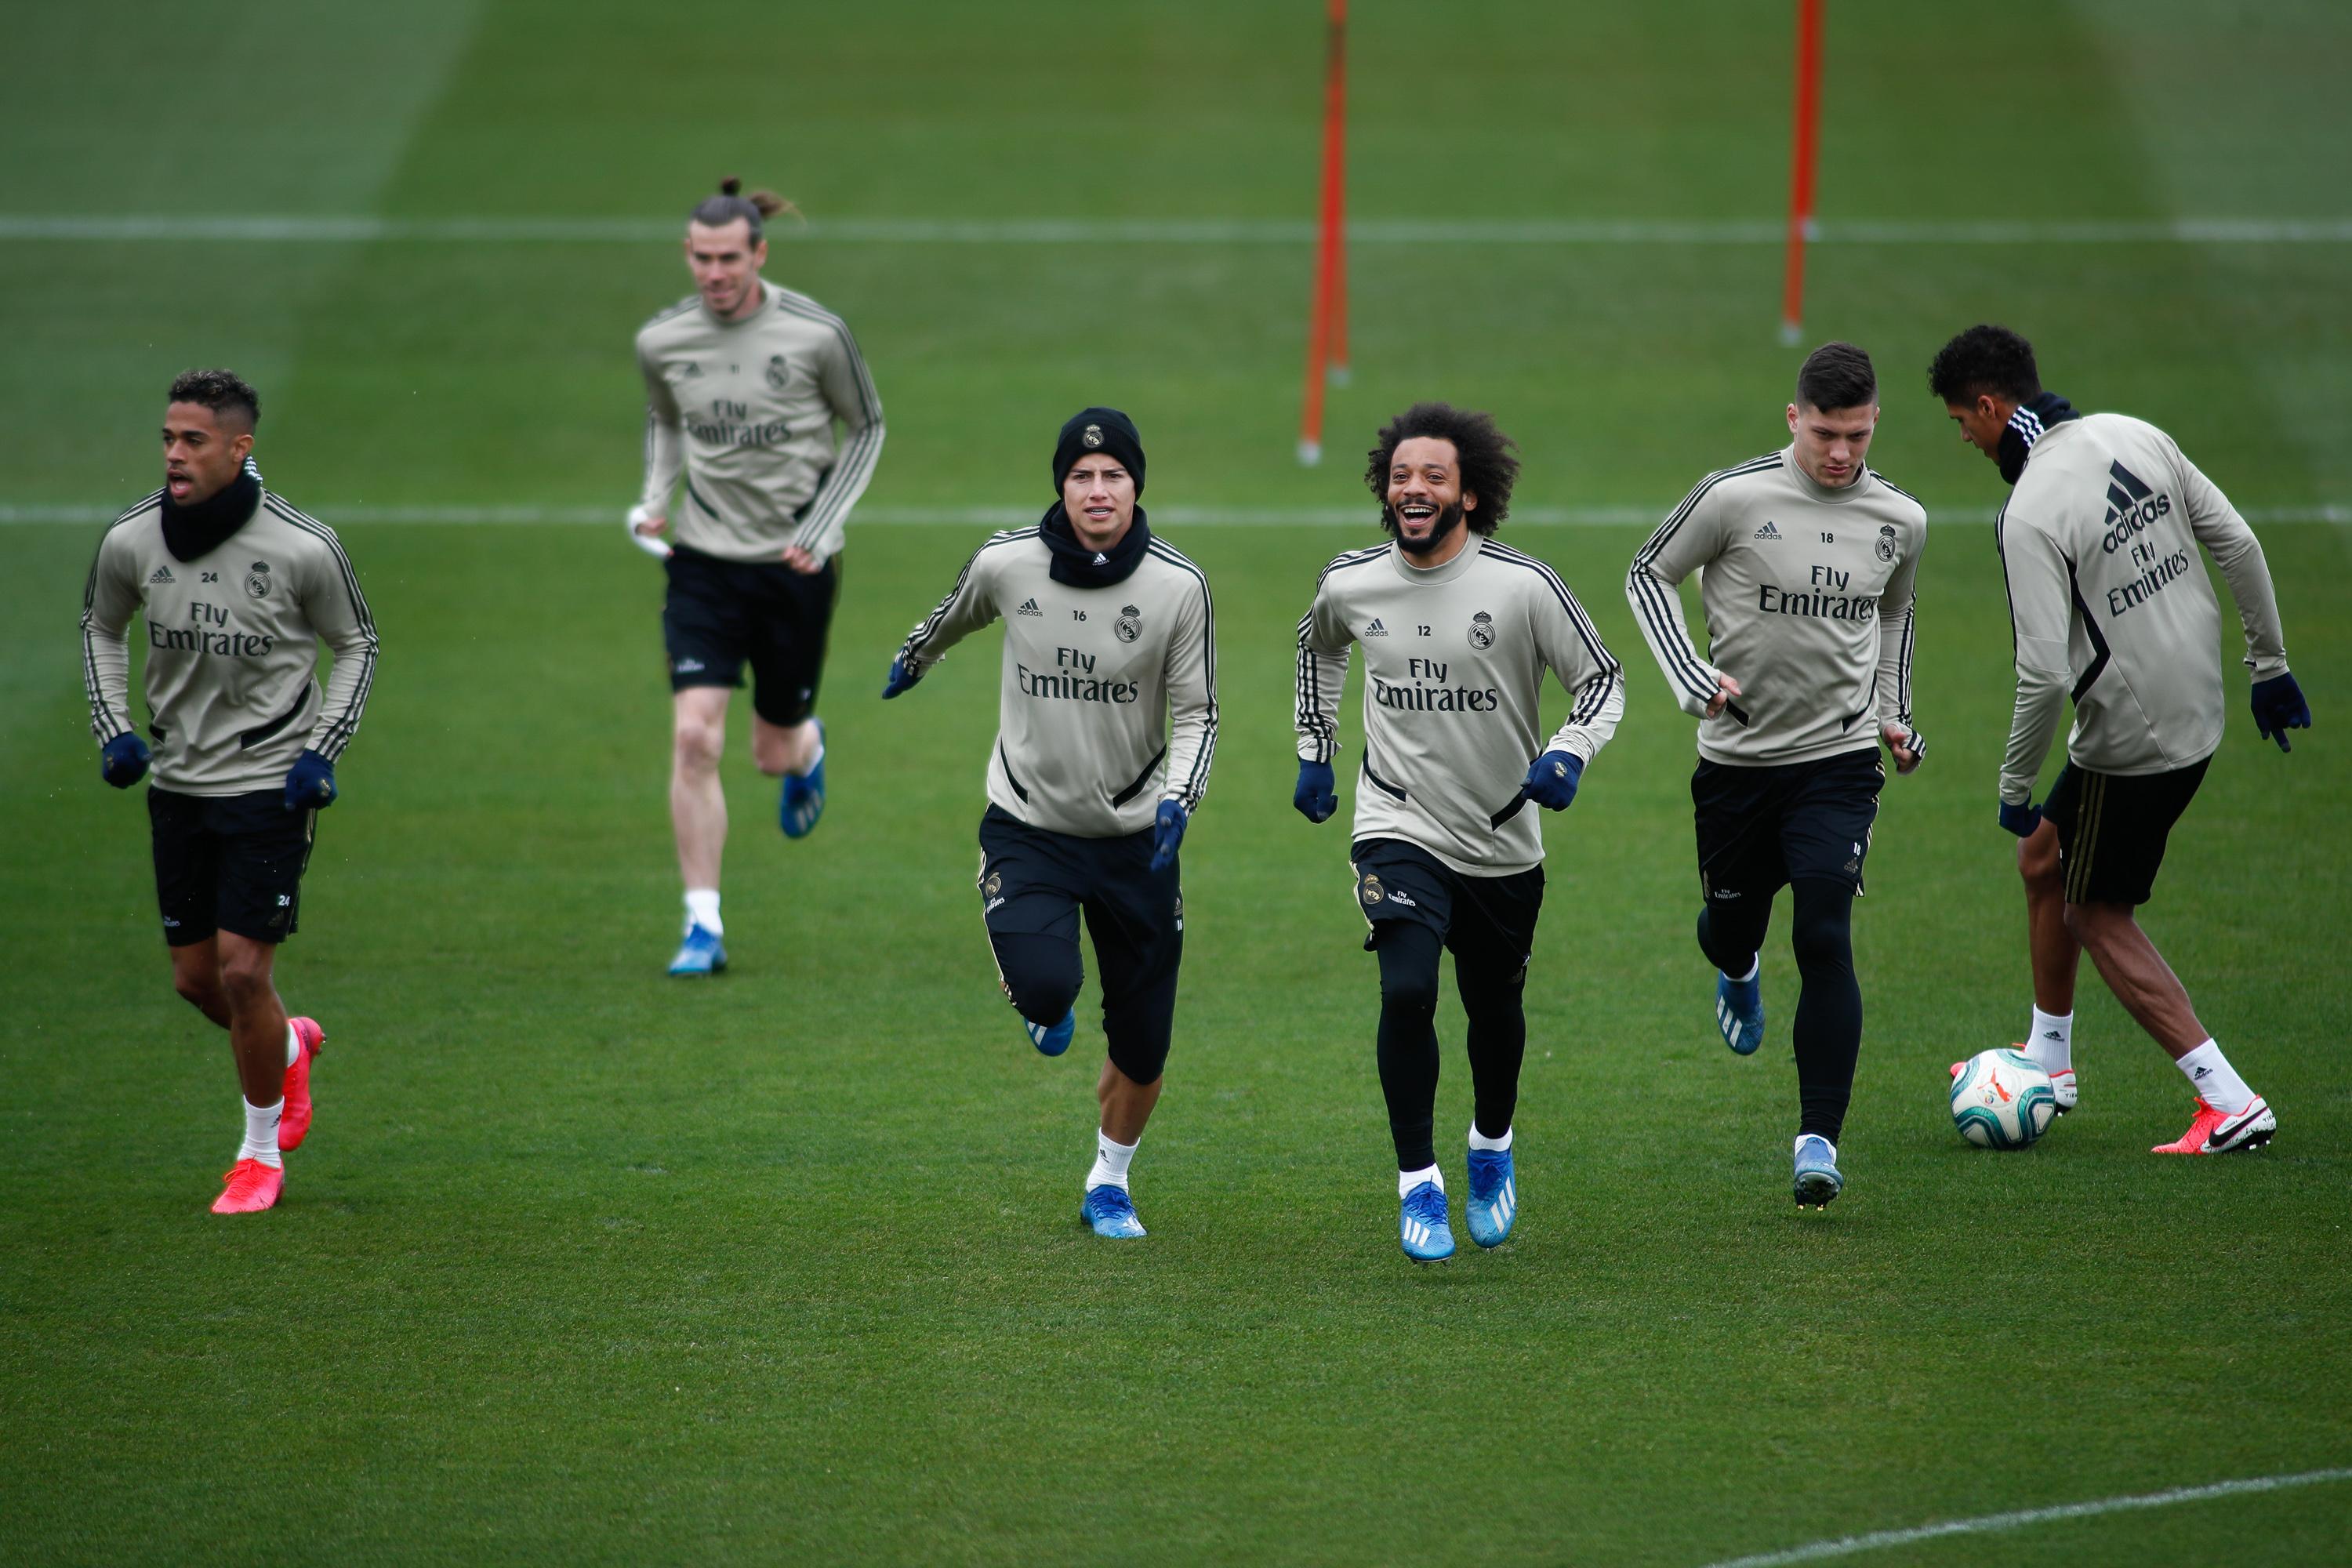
[779, 719, 826, 839]
[1079, 1183, 1147, 1238]
[1465, 1146, 1518, 1248]
[1715, 965, 1765, 1055]
[1024, 1005, 1074, 1058]
[1399, 1179, 1455, 1262]
[1793, 1134, 1843, 1209]
[667, 923, 727, 978]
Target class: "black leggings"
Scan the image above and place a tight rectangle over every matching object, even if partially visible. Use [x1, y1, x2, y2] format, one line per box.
[1697, 878, 1860, 1143]
[1374, 923, 1527, 1170]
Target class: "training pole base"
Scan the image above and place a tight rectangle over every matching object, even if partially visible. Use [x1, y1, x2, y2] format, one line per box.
[1778, 318, 1804, 347]
[1297, 439, 1323, 467]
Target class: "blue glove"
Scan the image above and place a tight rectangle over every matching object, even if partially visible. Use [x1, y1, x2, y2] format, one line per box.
[1998, 798, 2042, 837]
[285, 748, 336, 811]
[1523, 749, 1584, 811]
[2251, 671, 2309, 752]
[100, 731, 151, 789]
[882, 655, 923, 699]
[1149, 799, 1188, 872]
[1294, 759, 1338, 823]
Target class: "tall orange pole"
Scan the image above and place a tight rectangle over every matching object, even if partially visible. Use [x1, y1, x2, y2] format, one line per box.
[1778, 0, 1823, 346]
[1298, 0, 1348, 464]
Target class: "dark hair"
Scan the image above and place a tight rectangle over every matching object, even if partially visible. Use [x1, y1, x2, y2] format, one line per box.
[166, 368, 260, 429]
[1364, 402, 1519, 535]
[1927, 325, 2042, 405]
[688, 176, 797, 241]
[1795, 341, 1877, 412]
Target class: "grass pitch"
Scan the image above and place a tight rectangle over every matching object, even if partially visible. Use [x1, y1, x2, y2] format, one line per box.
[3, 3, 2349, 1564]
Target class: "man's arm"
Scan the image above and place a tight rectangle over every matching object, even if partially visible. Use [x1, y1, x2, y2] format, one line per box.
[1997, 508, 2073, 806]
[1876, 515, 1924, 768]
[894, 537, 1006, 679]
[1294, 568, 1353, 764]
[637, 342, 685, 520]
[1531, 562, 1627, 765]
[1625, 477, 1734, 717]
[1160, 569, 1218, 815]
[2171, 438, 2288, 681]
[298, 528, 379, 764]
[79, 527, 139, 745]
[789, 319, 886, 566]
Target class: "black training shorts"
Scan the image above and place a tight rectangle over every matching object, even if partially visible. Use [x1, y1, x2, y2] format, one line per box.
[148, 786, 318, 946]
[662, 544, 840, 727]
[2043, 757, 2209, 906]
[1693, 747, 1883, 904]
[1348, 836, 1544, 964]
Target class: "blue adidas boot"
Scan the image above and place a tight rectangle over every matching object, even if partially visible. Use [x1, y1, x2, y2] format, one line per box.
[780, 719, 826, 839]
[1399, 1179, 1455, 1262]
[1024, 1005, 1074, 1058]
[668, 924, 727, 978]
[1793, 1134, 1844, 1209]
[1079, 1184, 1147, 1238]
[1465, 1145, 1518, 1248]
[1715, 965, 1764, 1055]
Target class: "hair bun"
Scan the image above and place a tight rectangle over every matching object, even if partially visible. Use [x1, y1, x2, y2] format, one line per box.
[719, 176, 743, 197]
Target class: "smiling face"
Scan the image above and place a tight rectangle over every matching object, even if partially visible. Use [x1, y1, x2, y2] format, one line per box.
[1785, 401, 1880, 488]
[1385, 435, 1477, 557]
[685, 217, 767, 319]
[161, 401, 254, 506]
[1062, 456, 1137, 552]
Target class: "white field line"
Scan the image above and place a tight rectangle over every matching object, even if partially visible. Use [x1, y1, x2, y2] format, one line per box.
[2, 503, 2345, 528]
[3, 215, 2350, 246]
[1694, 1466, 2352, 1568]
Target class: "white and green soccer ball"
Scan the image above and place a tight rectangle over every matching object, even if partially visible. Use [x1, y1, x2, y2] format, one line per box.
[1949, 1047, 2059, 1149]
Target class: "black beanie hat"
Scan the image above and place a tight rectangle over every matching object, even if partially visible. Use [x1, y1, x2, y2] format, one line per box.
[1052, 407, 1145, 496]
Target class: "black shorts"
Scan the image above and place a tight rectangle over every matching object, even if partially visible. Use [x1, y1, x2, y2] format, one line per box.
[2044, 758, 2209, 906]
[148, 787, 318, 946]
[662, 545, 840, 726]
[1693, 748, 1882, 904]
[1348, 837, 1544, 963]
[977, 805, 1184, 1083]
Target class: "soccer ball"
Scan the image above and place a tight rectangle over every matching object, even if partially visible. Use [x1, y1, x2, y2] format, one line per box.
[1949, 1048, 2059, 1149]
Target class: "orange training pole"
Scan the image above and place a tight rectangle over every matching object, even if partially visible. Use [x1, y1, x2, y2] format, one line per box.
[1298, 0, 1348, 464]
[1778, 0, 1823, 345]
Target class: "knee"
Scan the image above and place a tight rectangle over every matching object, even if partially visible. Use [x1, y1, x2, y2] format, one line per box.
[2060, 902, 2120, 946]
[1789, 894, 1854, 972]
[218, 952, 274, 1004]
[996, 937, 1081, 1026]
[1378, 966, 1440, 1018]
[172, 967, 221, 1011]
[2018, 832, 2063, 894]
[673, 717, 724, 773]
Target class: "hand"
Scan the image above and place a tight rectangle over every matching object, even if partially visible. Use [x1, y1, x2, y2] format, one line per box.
[625, 505, 672, 560]
[1523, 749, 1584, 811]
[1149, 800, 1188, 872]
[2250, 671, 2309, 753]
[882, 655, 924, 699]
[1293, 759, 1338, 823]
[1704, 672, 1743, 720]
[780, 544, 822, 575]
[285, 748, 336, 811]
[1998, 798, 2042, 838]
[100, 731, 151, 789]
[1883, 720, 1926, 774]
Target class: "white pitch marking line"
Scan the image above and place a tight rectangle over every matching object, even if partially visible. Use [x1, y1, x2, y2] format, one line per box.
[2, 215, 2350, 246]
[1693, 1466, 2352, 1568]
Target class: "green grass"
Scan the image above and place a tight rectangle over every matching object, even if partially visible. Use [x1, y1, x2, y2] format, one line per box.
[4, 3, 2350, 1564]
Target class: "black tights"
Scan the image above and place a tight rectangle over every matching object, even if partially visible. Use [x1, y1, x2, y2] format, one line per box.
[1697, 879, 1860, 1143]
[1374, 923, 1527, 1170]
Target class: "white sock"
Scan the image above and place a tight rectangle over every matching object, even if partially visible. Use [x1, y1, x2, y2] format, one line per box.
[2028, 1007, 2074, 1073]
[1795, 1134, 1836, 1160]
[241, 1098, 285, 1169]
[792, 733, 825, 777]
[1726, 956, 1759, 982]
[1087, 1129, 1138, 1191]
[284, 1022, 301, 1068]
[2176, 1040, 2253, 1115]
[1398, 1163, 1443, 1198]
[683, 887, 723, 936]
[1468, 1123, 1512, 1152]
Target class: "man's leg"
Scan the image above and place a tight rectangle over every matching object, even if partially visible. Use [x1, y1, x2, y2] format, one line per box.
[1787, 879, 1863, 1145]
[217, 932, 291, 1109]
[670, 687, 732, 968]
[1693, 761, 1780, 1056]
[978, 810, 1085, 1053]
[1451, 872, 1538, 1249]
[750, 557, 837, 837]
[2019, 814, 2081, 1092]
[169, 937, 230, 1029]
[1374, 922, 1446, 1179]
[750, 717, 822, 779]
[1078, 833, 1182, 1236]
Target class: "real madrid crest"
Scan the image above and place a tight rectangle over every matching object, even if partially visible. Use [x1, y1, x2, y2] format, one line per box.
[1082, 423, 1103, 448]
[1359, 873, 1385, 906]
[1115, 604, 1142, 642]
[1468, 610, 1494, 650]
[1876, 524, 1896, 563]
[983, 872, 1002, 899]
[245, 561, 272, 599]
[765, 354, 790, 391]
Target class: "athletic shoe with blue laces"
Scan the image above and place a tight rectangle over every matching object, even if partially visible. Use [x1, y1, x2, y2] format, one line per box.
[1079, 1183, 1147, 1238]
[1399, 1180, 1455, 1261]
[1024, 1005, 1074, 1057]
[779, 719, 826, 839]
[1792, 1134, 1843, 1209]
[667, 923, 727, 977]
[1465, 1146, 1518, 1248]
[1715, 966, 1765, 1055]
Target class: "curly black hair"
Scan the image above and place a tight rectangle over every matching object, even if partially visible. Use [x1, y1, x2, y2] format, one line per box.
[1927, 325, 2042, 405]
[166, 368, 260, 428]
[1364, 402, 1519, 535]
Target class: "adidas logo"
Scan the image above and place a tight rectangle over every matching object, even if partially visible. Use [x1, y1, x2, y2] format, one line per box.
[149, 565, 175, 584]
[1754, 521, 1782, 541]
[2102, 459, 2170, 538]
[1093, 551, 1109, 566]
[2194, 1065, 2212, 1080]
[1363, 618, 1388, 637]
[1016, 597, 1043, 617]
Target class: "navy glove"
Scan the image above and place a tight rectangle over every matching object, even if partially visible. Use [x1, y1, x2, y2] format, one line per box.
[100, 731, 151, 789]
[2250, 671, 2309, 752]
[882, 655, 923, 699]
[1523, 749, 1584, 811]
[1998, 798, 2042, 837]
[1149, 799, 1188, 872]
[1294, 759, 1338, 823]
[285, 748, 336, 811]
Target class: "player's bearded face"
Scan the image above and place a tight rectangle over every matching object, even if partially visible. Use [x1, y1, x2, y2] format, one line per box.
[161, 403, 252, 506]
[684, 220, 767, 318]
[1385, 436, 1473, 557]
